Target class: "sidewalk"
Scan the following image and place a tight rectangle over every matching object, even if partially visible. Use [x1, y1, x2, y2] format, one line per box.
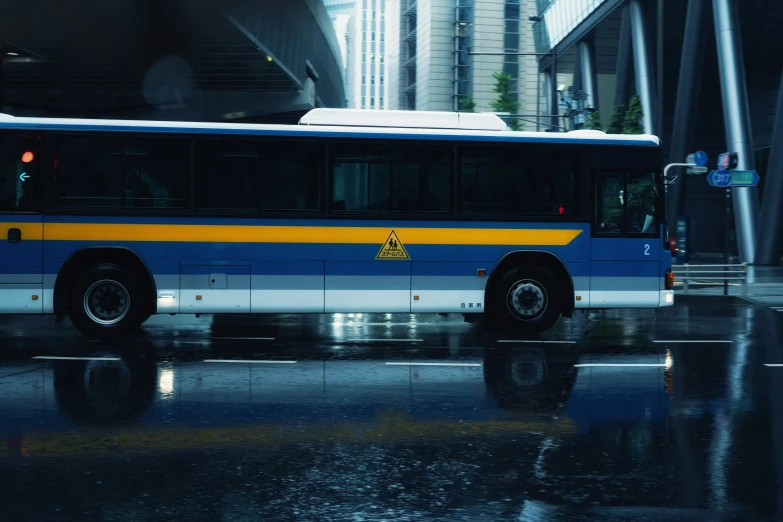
[673, 266, 783, 308]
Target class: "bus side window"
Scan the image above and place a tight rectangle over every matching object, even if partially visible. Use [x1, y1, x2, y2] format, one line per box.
[595, 171, 658, 235]
[392, 145, 450, 213]
[123, 138, 188, 210]
[331, 144, 392, 213]
[56, 135, 188, 212]
[596, 173, 624, 233]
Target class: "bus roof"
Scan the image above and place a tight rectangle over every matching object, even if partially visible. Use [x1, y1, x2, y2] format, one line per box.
[299, 108, 511, 131]
[0, 111, 662, 147]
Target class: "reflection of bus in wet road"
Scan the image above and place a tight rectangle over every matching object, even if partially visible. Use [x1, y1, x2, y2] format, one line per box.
[1, 346, 685, 461]
[1, 344, 580, 458]
[5, 343, 763, 521]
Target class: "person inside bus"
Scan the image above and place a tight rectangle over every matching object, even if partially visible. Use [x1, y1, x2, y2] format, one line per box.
[599, 175, 624, 233]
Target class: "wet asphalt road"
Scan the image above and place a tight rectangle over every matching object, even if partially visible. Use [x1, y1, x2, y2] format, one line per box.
[1, 297, 783, 521]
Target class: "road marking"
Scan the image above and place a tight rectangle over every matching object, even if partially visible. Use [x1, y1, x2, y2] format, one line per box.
[385, 362, 482, 367]
[497, 340, 577, 344]
[212, 337, 276, 341]
[764, 364, 783, 367]
[574, 363, 666, 367]
[653, 340, 733, 343]
[203, 359, 297, 364]
[32, 356, 122, 361]
[346, 339, 423, 342]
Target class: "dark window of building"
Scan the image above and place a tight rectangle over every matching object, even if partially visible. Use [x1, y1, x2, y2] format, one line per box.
[460, 146, 575, 216]
[505, 2, 520, 20]
[55, 135, 188, 211]
[0, 133, 40, 212]
[504, 32, 519, 50]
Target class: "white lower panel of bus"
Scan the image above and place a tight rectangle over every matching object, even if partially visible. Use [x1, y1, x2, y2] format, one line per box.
[251, 290, 324, 313]
[588, 290, 661, 308]
[325, 290, 410, 313]
[0, 286, 43, 313]
[180, 289, 250, 313]
[410, 290, 485, 313]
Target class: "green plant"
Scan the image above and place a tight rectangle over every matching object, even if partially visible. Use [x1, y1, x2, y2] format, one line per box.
[622, 94, 644, 134]
[489, 71, 521, 130]
[607, 103, 625, 134]
[585, 110, 603, 131]
[459, 94, 476, 112]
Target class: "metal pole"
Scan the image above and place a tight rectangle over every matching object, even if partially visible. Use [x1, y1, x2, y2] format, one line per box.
[657, 0, 664, 134]
[664, 163, 696, 178]
[725, 187, 731, 295]
[516, 116, 567, 131]
[467, 51, 552, 56]
[537, 70, 541, 132]
[667, 0, 709, 230]
[551, 50, 559, 131]
[615, 6, 632, 107]
[713, 0, 760, 264]
[629, 0, 656, 134]
[0, 55, 4, 113]
[578, 40, 598, 111]
[755, 65, 783, 264]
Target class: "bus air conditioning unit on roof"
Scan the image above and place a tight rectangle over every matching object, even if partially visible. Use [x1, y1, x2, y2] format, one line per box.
[298, 108, 509, 132]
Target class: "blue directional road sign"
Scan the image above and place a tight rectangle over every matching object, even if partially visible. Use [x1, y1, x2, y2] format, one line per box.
[693, 151, 708, 167]
[707, 170, 759, 187]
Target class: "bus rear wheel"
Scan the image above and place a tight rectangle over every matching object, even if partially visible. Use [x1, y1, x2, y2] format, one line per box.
[68, 263, 146, 339]
[491, 265, 562, 334]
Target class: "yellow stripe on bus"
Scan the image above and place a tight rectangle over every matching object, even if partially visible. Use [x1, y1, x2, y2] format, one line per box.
[31, 223, 583, 246]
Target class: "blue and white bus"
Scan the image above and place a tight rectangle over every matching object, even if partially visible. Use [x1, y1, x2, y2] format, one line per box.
[0, 108, 673, 338]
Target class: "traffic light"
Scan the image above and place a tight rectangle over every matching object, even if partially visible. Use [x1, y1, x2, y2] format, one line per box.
[718, 152, 739, 170]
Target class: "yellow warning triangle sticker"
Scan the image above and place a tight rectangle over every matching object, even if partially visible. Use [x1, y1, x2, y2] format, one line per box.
[376, 230, 410, 260]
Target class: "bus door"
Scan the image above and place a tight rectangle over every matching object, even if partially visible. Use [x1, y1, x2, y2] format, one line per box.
[591, 170, 661, 307]
[0, 133, 43, 313]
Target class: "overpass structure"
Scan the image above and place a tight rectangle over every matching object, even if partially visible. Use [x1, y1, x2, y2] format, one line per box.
[532, 0, 783, 264]
[0, 0, 346, 124]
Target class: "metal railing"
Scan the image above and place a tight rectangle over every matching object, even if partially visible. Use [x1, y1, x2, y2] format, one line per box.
[672, 263, 748, 296]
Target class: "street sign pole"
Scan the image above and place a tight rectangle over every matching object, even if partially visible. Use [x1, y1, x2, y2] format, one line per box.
[724, 187, 731, 295]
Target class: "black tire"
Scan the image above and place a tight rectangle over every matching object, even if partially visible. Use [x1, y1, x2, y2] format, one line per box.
[68, 263, 146, 339]
[489, 265, 562, 334]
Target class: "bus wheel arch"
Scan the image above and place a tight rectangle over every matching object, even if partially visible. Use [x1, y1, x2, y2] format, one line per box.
[486, 251, 575, 327]
[54, 247, 157, 330]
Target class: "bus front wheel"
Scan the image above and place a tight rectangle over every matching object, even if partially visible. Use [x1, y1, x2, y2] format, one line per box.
[68, 263, 146, 339]
[492, 265, 561, 334]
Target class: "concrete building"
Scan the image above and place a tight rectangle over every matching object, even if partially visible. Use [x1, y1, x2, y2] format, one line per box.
[0, 0, 346, 123]
[386, 0, 546, 126]
[530, 0, 783, 264]
[346, 0, 387, 110]
[324, 0, 357, 18]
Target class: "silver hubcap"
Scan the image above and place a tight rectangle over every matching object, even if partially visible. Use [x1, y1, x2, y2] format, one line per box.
[84, 279, 130, 325]
[507, 279, 547, 320]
